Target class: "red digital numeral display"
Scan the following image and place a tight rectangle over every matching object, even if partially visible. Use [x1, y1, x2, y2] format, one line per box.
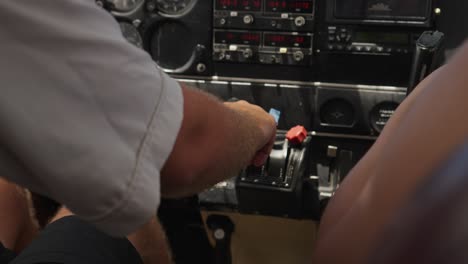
[215, 31, 261, 45]
[241, 33, 261, 42]
[265, 0, 313, 13]
[216, 0, 261, 11]
[264, 33, 311, 48]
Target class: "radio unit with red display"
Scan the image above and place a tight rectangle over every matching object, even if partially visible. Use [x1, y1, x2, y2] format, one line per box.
[213, 0, 315, 66]
[214, 0, 315, 32]
[213, 30, 313, 66]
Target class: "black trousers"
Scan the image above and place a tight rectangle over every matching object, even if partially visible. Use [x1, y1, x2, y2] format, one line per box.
[1, 216, 143, 264]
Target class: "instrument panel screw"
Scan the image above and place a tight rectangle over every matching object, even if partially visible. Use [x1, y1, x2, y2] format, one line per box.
[132, 19, 142, 28]
[214, 229, 225, 240]
[147, 1, 156, 11]
[196, 63, 207, 73]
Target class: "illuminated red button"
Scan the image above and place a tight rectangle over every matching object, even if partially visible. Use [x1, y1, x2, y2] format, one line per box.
[286, 125, 308, 145]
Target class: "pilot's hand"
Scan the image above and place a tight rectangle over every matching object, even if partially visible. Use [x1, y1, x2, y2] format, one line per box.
[225, 100, 276, 167]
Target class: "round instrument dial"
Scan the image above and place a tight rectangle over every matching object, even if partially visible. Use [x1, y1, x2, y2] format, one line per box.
[119, 22, 143, 48]
[156, 0, 196, 16]
[320, 98, 356, 127]
[108, 0, 144, 12]
[150, 21, 196, 70]
[370, 102, 399, 133]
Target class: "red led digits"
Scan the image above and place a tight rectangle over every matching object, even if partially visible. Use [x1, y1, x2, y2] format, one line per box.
[290, 1, 310, 9]
[267, 0, 279, 8]
[253, 0, 261, 8]
[265, 0, 313, 13]
[265, 33, 290, 46]
[217, 0, 311, 12]
[267, 34, 286, 43]
[217, 0, 261, 11]
[294, 36, 305, 44]
[216, 31, 261, 45]
[264, 33, 310, 47]
[218, 0, 238, 8]
[241, 0, 261, 10]
[241, 33, 260, 42]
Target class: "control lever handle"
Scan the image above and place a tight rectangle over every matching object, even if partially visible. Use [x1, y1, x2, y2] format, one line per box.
[408, 31, 445, 95]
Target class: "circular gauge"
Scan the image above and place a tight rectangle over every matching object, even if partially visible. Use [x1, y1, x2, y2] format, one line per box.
[156, 0, 197, 16]
[320, 98, 356, 127]
[108, 0, 144, 12]
[370, 102, 399, 133]
[119, 22, 143, 48]
[150, 21, 197, 70]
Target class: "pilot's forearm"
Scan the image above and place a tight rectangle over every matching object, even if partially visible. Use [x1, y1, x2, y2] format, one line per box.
[0, 179, 38, 252]
[314, 67, 447, 262]
[317, 66, 447, 238]
[314, 41, 468, 263]
[161, 85, 276, 198]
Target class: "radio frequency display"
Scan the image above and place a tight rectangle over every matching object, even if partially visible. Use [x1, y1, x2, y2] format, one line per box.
[264, 33, 311, 48]
[215, 31, 261, 45]
[215, 0, 262, 11]
[265, 0, 313, 13]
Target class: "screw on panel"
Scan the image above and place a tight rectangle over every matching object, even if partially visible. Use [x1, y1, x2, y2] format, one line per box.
[147, 1, 156, 11]
[133, 19, 142, 28]
[214, 229, 225, 240]
[196, 63, 207, 73]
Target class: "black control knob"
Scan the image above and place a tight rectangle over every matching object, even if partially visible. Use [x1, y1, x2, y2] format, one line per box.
[339, 33, 348, 42]
[270, 55, 278, 63]
[243, 14, 254, 25]
[293, 51, 304, 62]
[294, 16, 306, 27]
[218, 52, 226, 60]
[219, 18, 227, 25]
[243, 48, 253, 59]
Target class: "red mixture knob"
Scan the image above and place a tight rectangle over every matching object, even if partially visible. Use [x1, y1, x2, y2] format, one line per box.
[286, 126, 308, 145]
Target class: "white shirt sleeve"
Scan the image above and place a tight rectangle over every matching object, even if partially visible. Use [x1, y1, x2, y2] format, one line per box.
[0, 0, 183, 236]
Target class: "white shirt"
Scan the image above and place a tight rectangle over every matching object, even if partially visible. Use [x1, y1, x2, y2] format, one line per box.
[0, 0, 183, 236]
